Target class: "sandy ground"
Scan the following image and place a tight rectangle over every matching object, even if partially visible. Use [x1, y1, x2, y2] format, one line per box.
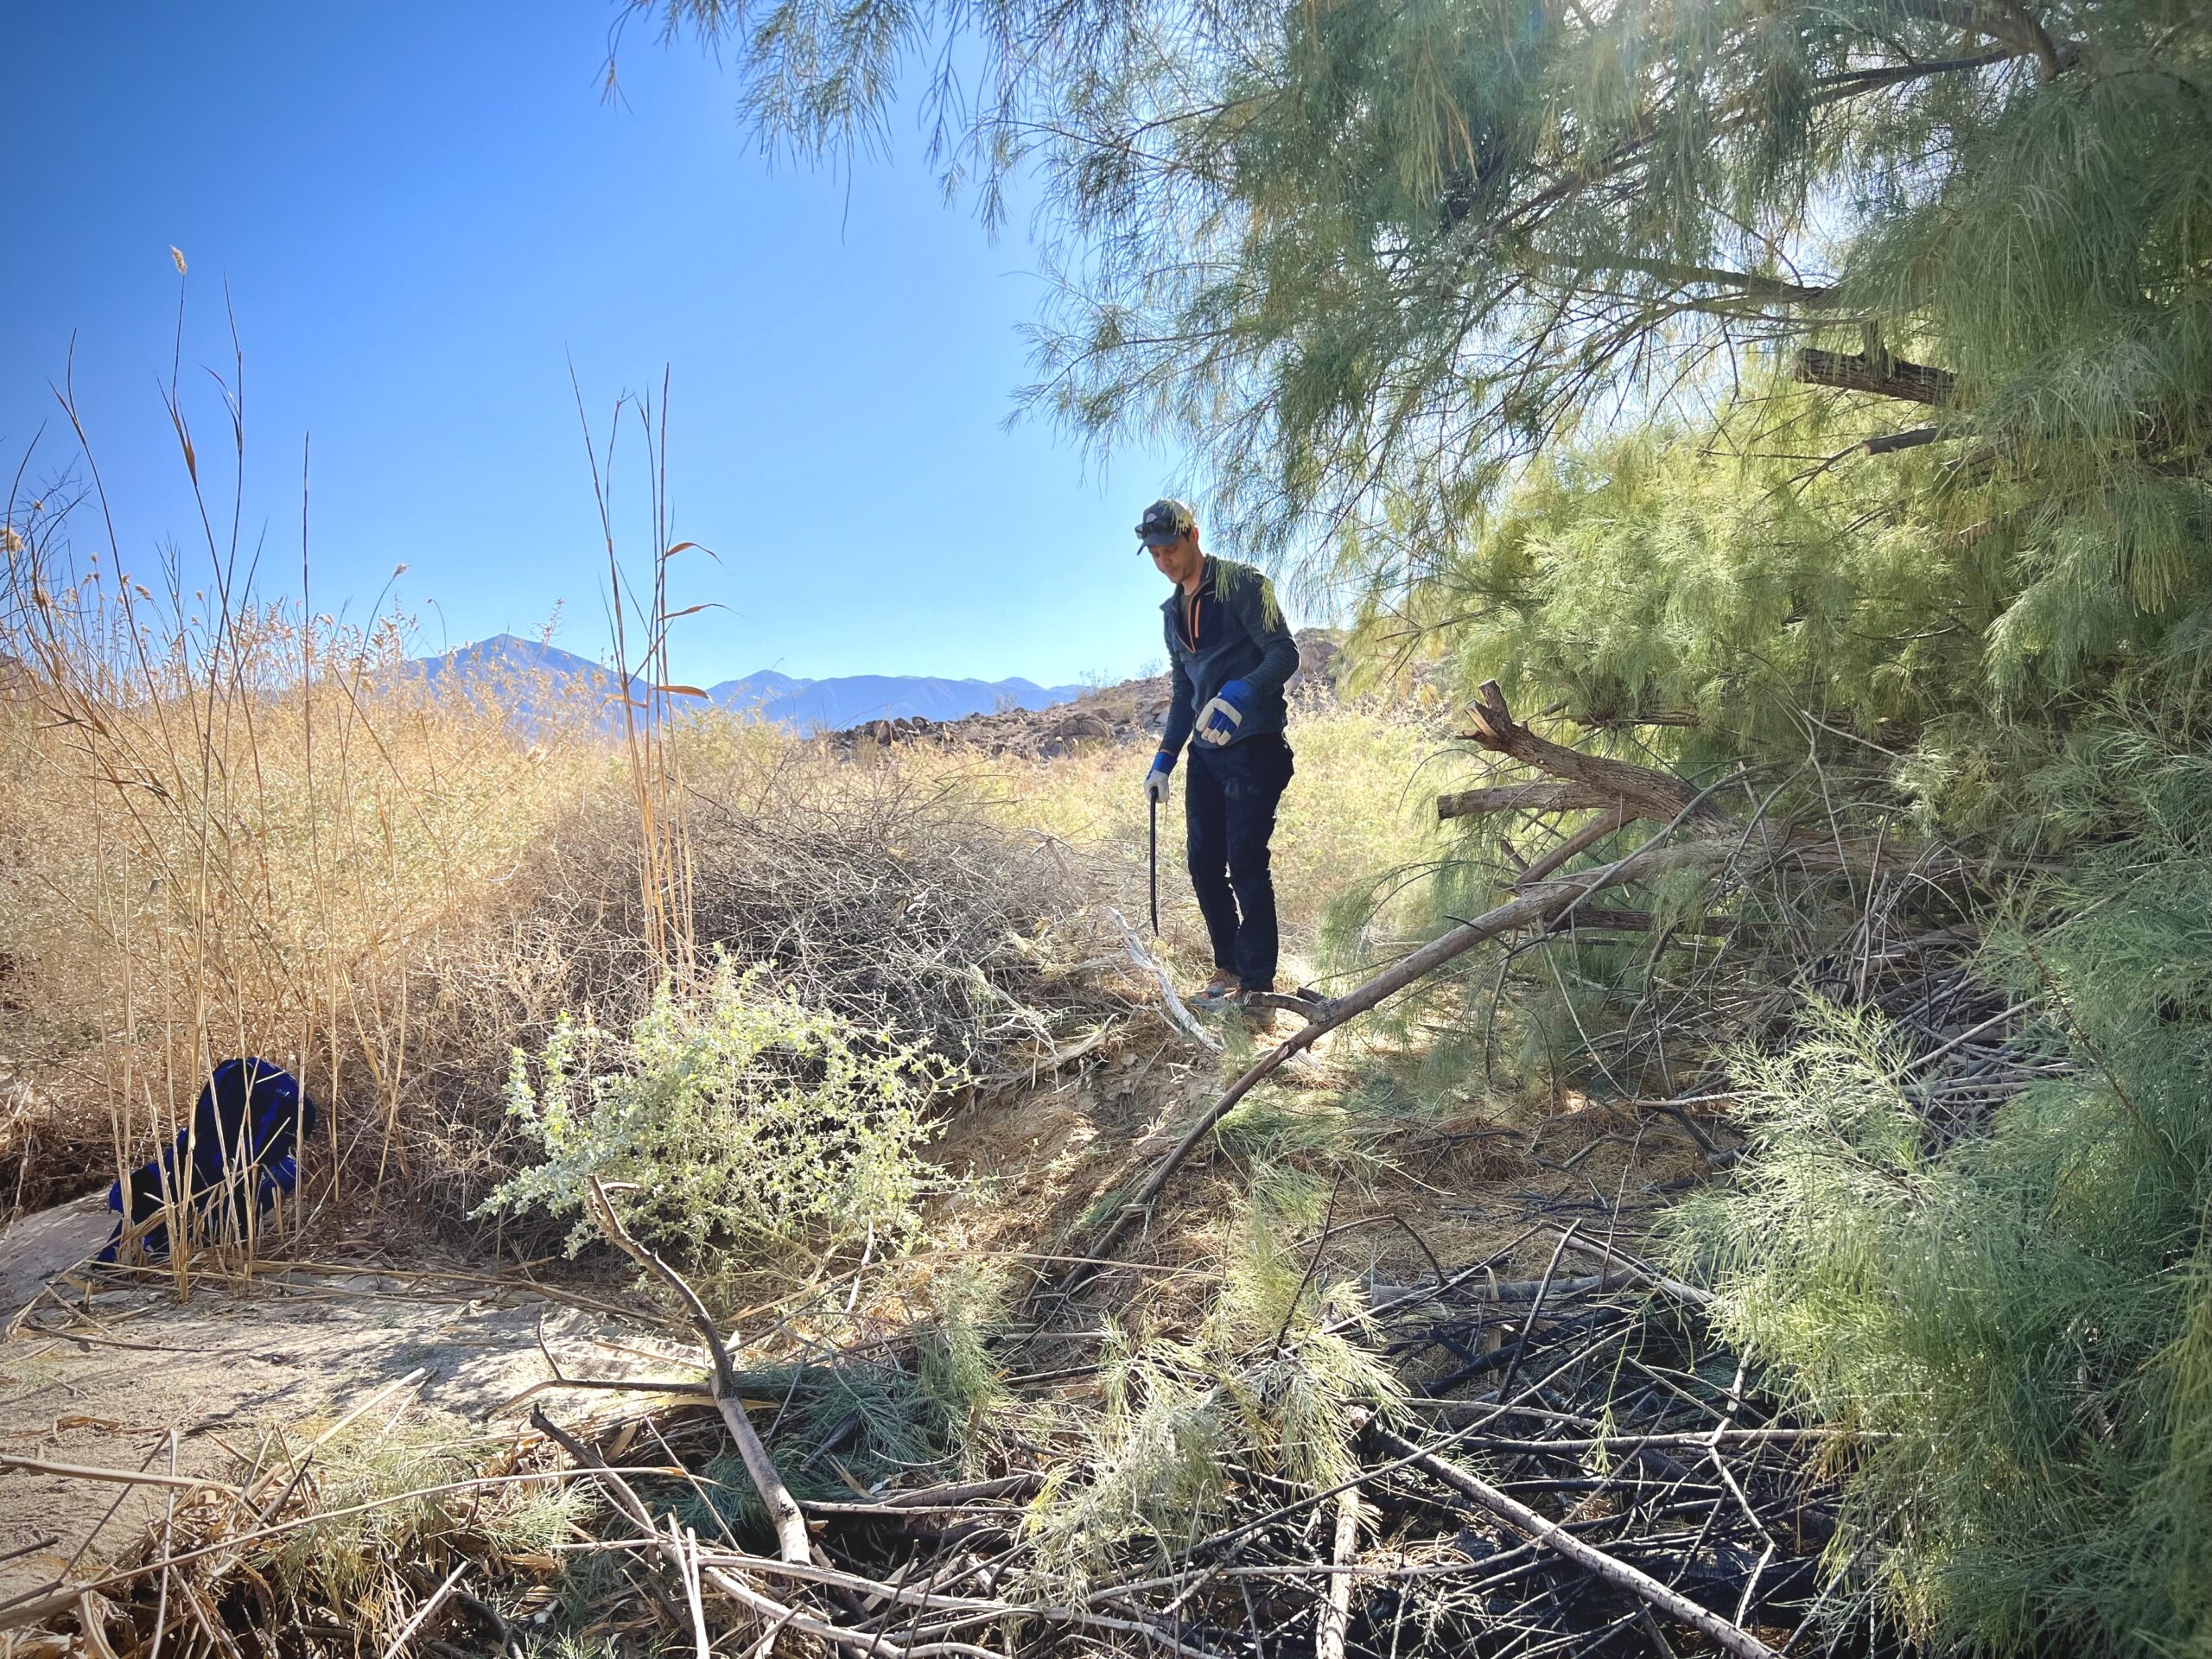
[0, 1014, 1712, 1625]
[0, 1197, 698, 1606]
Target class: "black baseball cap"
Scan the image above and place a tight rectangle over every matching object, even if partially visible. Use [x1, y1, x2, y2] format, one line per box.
[1135, 499, 1197, 547]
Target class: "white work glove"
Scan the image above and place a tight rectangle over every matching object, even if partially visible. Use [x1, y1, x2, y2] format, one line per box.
[1142, 751, 1173, 804]
[1192, 696, 1244, 747]
[1193, 679, 1254, 747]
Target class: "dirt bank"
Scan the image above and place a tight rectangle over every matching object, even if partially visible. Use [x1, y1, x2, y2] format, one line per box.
[0, 1209, 698, 1605]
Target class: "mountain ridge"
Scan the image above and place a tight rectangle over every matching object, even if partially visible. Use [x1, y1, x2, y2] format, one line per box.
[407, 633, 1087, 733]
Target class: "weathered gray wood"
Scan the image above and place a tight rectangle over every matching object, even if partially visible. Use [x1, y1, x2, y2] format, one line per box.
[1461, 683, 1732, 830]
[584, 1178, 813, 1566]
[1438, 781, 1620, 821]
[1315, 1489, 1361, 1659]
[1795, 347, 1958, 405]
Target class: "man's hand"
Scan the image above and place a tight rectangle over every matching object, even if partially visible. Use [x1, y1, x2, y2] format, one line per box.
[1143, 750, 1174, 804]
[1193, 679, 1253, 747]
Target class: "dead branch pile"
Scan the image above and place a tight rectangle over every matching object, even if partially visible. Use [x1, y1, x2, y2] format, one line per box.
[681, 765, 1109, 1070]
[509, 755, 1118, 1075]
[401, 755, 1126, 1226]
[11, 1217, 1894, 1659]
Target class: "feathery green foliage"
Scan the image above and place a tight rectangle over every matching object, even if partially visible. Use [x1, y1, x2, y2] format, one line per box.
[264, 1423, 588, 1623]
[1664, 727, 2212, 1654]
[652, 0, 2212, 731]
[1027, 1182, 1402, 1594]
[917, 1261, 1012, 1471]
[476, 955, 952, 1269]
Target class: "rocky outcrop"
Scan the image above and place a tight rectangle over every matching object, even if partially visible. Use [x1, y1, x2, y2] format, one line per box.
[832, 630, 1341, 758]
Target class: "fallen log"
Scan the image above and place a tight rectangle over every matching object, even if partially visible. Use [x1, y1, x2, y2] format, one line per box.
[1863, 424, 1951, 454]
[1243, 988, 1330, 1017]
[1512, 809, 1631, 886]
[1537, 904, 1752, 938]
[1108, 905, 1222, 1051]
[1571, 709, 1700, 729]
[1546, 1226, 1714, 1309]
[1452, 683, 1935, 886]
[1438, 781, 1624, 821]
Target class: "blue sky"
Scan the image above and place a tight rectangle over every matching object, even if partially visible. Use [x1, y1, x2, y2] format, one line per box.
[1, 3, 1198, 686]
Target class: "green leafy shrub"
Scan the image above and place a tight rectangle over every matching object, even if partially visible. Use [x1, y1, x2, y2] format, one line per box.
[476, 957, 954, 1268]
[1665, 724, 2212, 1656]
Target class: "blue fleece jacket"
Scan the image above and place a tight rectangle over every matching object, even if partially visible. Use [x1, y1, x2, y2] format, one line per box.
[1158, 557, 1300, 759]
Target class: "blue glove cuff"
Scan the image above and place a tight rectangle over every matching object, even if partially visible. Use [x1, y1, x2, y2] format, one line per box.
[1150, 748, 1176, 774]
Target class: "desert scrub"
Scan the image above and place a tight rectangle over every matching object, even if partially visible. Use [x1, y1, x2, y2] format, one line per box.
[478, 956, 955, 1270]
[1027, 1184, 1402, 1591]
[257, 1421, 588, 1635]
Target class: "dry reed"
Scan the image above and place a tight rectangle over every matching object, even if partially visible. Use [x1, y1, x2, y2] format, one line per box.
[0, 322, 1110, 1266]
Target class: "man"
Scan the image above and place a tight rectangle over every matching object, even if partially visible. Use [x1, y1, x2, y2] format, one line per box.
[1137, 499, 1300, 1013]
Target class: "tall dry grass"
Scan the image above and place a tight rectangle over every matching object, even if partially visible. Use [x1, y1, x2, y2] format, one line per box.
[1, 491, 609, 1251]
[925, 695, 1459, 994]
[0, 308, 1452, 1281]
[0, 325, 1091, 1279]
[0, 561, 1116, 1262]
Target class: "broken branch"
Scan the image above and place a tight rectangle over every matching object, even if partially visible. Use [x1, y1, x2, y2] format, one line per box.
[584, 1177, 813, 1565]
[1359, 1414, 1783, 1659]
[1795, 347, 1958, 405]
[1438, 781, 1624, 820]
[1070, 827, 1739, 1280]
[1462, 682, 1733, 830]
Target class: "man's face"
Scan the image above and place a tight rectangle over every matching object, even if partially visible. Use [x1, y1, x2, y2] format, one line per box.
[1147, 528, 1203, 586]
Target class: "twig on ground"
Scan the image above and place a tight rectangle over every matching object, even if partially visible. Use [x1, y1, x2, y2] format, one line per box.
[380, 1561, 468, 1659]
[584, 1175, 814, 1566]
[1315, 1489, 1361, 1659]
[1107, 906, 1222, 1051]
[0, 1452, 246, 1502]
[1358, 1413, 1783, 1659]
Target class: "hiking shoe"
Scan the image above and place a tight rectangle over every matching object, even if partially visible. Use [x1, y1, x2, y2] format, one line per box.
[1188, 979, 1240, 1012]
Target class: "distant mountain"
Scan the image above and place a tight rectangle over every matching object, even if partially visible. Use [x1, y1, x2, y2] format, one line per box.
[708, 671, 1084, 731]
[410, 633, 625, 696]
[405, 635, 1085, 734]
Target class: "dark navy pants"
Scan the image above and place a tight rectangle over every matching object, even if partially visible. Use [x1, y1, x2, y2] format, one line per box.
[1185, 734, 1294, 992]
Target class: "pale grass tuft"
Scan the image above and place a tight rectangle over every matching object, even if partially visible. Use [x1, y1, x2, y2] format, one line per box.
[1026, 1180, 1402, 1595]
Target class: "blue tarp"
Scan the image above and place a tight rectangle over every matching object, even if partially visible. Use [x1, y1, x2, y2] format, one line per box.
[101, 1058, 319, 1262]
